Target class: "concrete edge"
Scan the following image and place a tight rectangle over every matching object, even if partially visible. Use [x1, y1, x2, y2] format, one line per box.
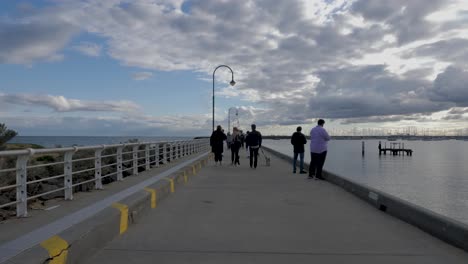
[8, 155, 211, 264]
[262, 146, 468, 252]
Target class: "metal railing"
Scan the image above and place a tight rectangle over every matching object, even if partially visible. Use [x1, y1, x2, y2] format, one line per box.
[0, 138, 210, 217]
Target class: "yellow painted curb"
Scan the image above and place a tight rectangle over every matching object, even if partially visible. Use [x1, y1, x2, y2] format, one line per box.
[112, 203, 129, 234]
[164, 178, 175, 193]
[144, 188, 157, 208]
[183, 171, 188, 184]
[40, 235, 68, 264]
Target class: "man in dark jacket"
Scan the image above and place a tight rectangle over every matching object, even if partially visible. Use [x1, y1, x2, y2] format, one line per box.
[210, 125, 227, 166]
[245, 124, 262, 169]
[291, 126, 307, 174]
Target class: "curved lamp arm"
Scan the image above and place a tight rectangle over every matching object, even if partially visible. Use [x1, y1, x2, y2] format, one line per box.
[212, 65, 236, 131]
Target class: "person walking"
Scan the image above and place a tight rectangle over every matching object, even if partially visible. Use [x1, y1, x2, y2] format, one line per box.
[230, 127, 241, 166]
[245, 124, 262, 169]
[309, 119, 330, 180]
[210, 125, 227, 166]
[291, 126, 307, 174]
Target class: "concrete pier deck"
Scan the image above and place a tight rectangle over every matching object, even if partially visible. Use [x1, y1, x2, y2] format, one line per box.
[85, 149, 468, 264]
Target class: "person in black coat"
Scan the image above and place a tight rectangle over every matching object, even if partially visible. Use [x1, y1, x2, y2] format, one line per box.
[291, 126, 307, 174]
[210, 125, 227, 166]
[245, 124, 262, 169]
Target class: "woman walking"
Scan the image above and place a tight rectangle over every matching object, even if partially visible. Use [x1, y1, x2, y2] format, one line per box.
[231, 127, 241, 166]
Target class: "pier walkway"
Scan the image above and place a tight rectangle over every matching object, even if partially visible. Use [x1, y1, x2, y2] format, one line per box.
[85, 150, 468, 264]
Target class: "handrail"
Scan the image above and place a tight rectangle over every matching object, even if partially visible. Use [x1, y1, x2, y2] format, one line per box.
[0, 138, 210, 217]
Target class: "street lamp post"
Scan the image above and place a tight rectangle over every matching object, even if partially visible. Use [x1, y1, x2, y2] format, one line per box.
[212, 65, 236, 131]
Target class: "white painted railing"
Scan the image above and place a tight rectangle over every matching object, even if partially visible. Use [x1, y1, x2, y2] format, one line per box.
[0, 138, 209, 217]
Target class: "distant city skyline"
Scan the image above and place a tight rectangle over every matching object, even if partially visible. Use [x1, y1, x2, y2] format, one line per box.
[1, 0, 468, 136]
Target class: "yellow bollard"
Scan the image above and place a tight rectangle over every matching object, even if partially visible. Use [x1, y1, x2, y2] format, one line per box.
[112, 203, 129, 234]
[40, 236, 69, 264]
[164, 178, 175, 193]
[144, 188, 157, 208]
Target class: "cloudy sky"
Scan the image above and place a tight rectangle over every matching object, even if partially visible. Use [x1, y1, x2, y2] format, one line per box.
[1, 0, 468, 136]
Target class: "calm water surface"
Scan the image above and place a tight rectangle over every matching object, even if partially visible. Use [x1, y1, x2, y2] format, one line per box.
[264, 139, 468, 225]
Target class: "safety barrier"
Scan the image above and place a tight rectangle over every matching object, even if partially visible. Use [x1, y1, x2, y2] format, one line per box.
[0, 138, 210, 217]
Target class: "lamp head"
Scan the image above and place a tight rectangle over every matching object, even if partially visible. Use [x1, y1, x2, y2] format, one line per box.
[230, 80, 236, 86]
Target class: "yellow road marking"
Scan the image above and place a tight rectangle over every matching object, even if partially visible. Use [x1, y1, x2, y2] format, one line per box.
[40, 236, 68, 264]
[183, 171, 188, 184]
[144, 188, 157, 208]
[112, 203, 129, 234]
[164, 178, 175, 193]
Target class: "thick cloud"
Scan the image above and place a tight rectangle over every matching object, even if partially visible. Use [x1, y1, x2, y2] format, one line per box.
[430, 67, 468, 106]
[0, 17, 77, 64]
[2, 0, 468, 134]
[307, 65, 448, 118]
[403, 38, 468, 66]
[351, 0, 446, 44]
[448, 107, 468, 115]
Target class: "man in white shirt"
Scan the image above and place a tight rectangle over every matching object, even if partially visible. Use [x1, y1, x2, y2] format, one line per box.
[309, 119, 330, 180]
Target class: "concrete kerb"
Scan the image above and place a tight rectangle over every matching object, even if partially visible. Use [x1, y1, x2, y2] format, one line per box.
[7, 156, 211, 264]
[262, 146, 468, 253]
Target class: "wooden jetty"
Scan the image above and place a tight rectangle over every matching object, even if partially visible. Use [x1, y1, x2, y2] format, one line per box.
[378, 141, 413, 156]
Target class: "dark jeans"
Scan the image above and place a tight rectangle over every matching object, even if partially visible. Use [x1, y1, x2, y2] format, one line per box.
[309, 151, 327, 178]
[249, 147, 259, 168]
[214, 151, 223, 162]
[293, 152, 305, 172]
[231, 146, 240, 165]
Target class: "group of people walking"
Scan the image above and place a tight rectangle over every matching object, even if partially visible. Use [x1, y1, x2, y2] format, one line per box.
[210, 119, 329, 178]
[210, 124, 262, 169]
[291, 119, 330, 180]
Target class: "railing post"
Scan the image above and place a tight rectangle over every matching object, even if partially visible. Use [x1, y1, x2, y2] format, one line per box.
[117, 146, 124, 181]
[177, 143, 181, 159]
[169, 144, 173, 161]
[95, 148, 103, 190]
[145, 144, 150, 170]
[16, 154, 30, 217]
[64, 149, 75, 200]
[133, 145, 139, 175]
[155, 144, 160, 167]
[163, 144, 168, 164]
